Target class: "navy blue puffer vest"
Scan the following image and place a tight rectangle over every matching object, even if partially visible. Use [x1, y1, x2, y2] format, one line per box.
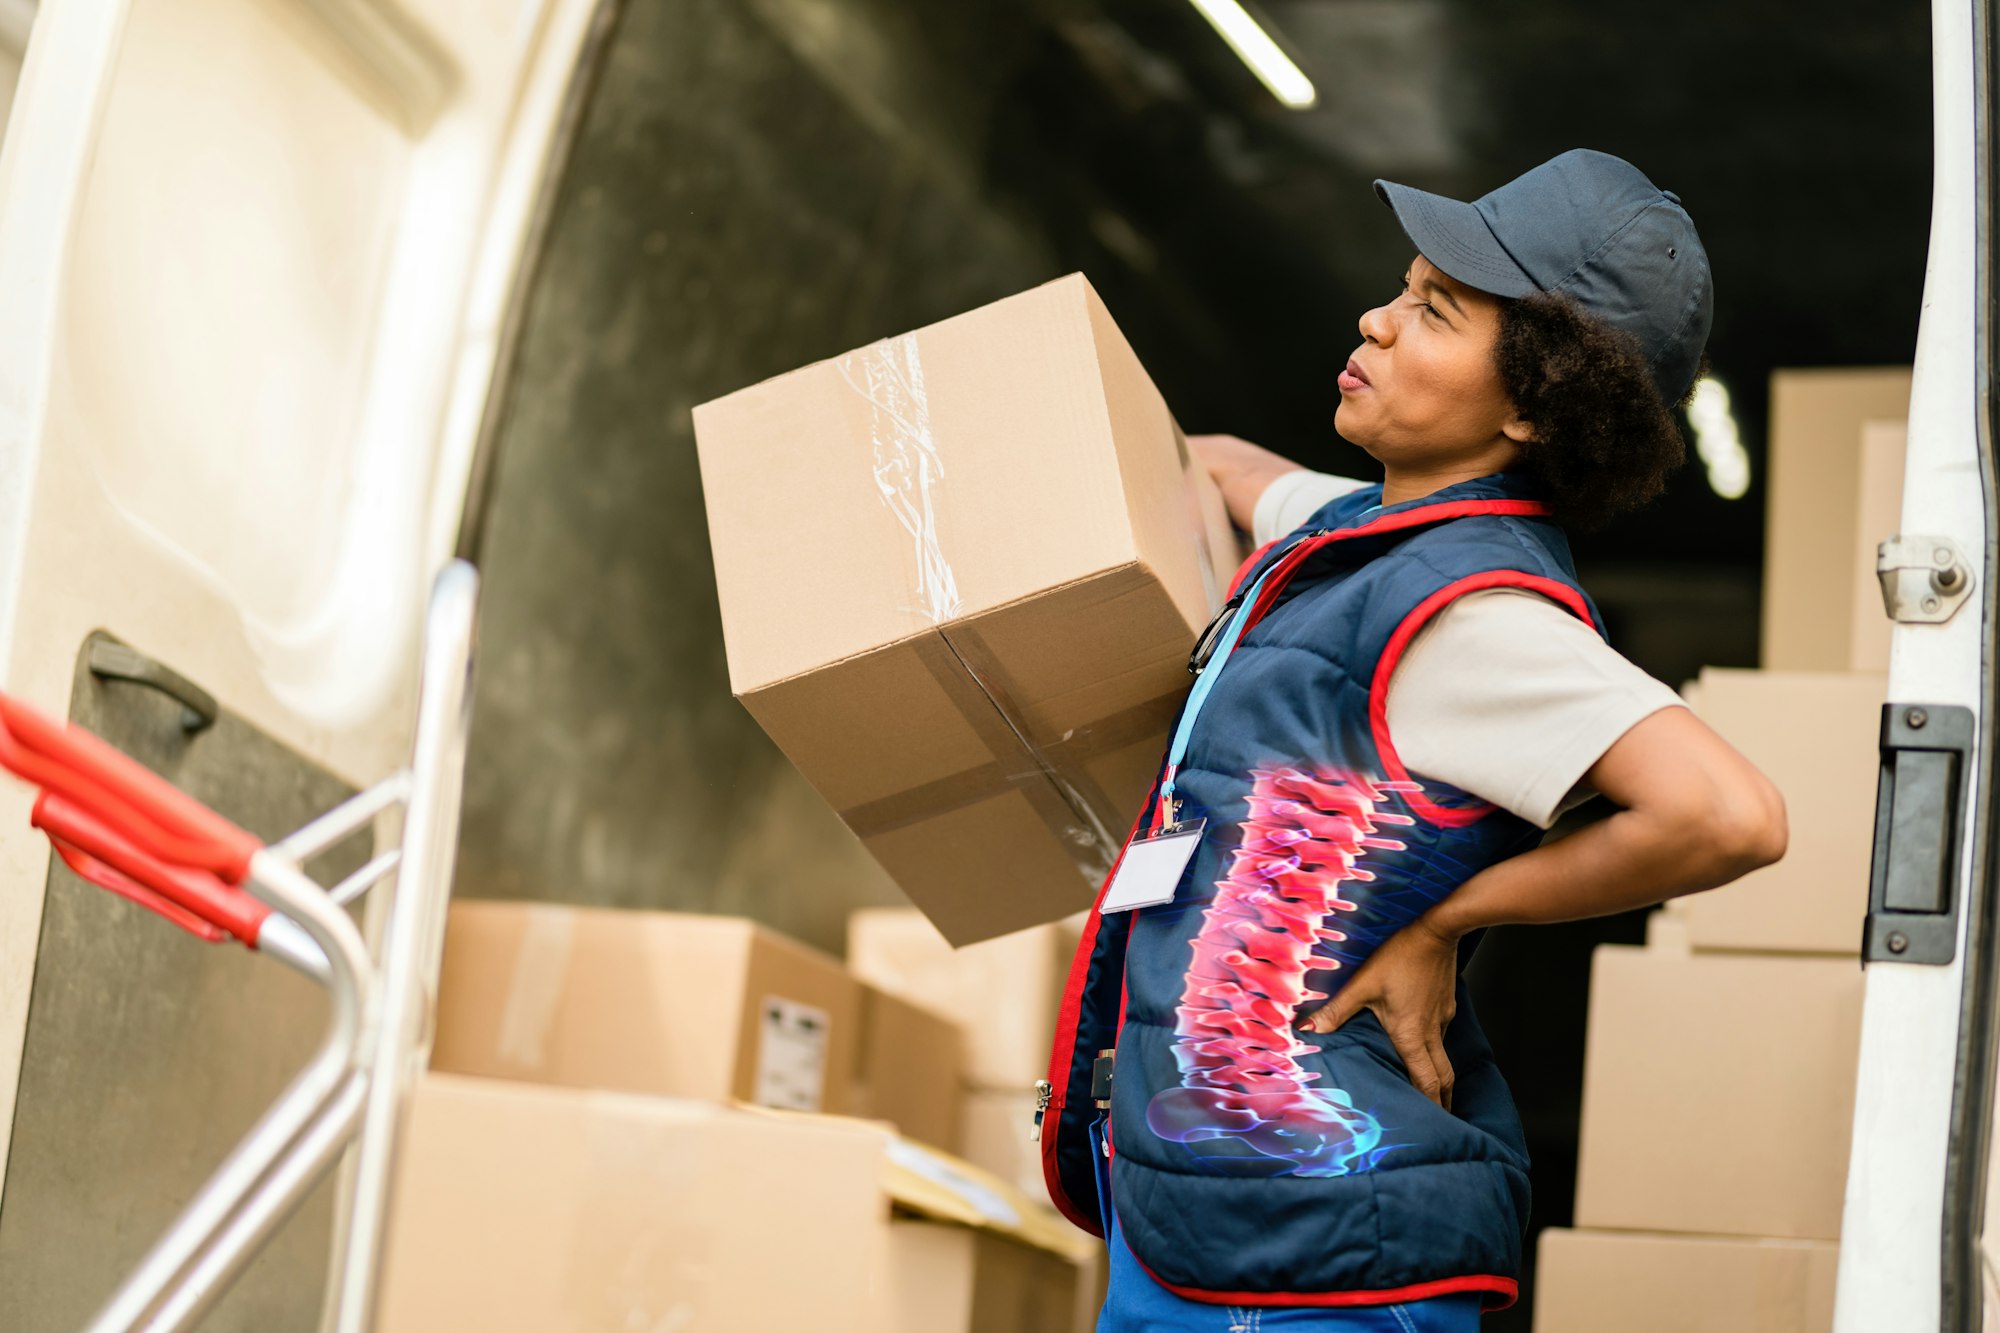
[1040, 471, 1603, 1312]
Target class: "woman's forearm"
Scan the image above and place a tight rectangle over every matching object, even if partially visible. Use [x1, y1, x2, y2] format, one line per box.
[1188, 434, 1306, 533]
[1420, 800, 1781, 940]
[1419, 705, 1789, 940]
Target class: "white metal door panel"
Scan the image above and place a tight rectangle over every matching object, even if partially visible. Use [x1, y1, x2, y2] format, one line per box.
[1835, 0, 1986, 1326]
[0, 0, 604, 1208]
[0, 3, 29, 142]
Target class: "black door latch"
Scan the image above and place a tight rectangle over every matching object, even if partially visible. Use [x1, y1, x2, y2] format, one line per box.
[1863, 702, 1974, 965]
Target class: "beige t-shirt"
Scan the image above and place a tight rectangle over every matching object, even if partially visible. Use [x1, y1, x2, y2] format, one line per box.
[1252, 471, 1684, 828]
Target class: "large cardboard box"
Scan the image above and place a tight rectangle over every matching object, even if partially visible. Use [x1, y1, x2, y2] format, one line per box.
[1762, 368, 1911, 674]
[959, 1086, 1046, 1199]
[872, 1103, 1100, 1333]
[378, 1075, 894, 1332]
[849, 907, 1082, 1088]
[383, 1075, 1101, 1333]
[854, 983, 964, 1150]
[1645, 897, 1692, 951]
[1573, 945, 1864, 1239]
[1533, 1227, 1837, 1333]
[693, 275, 1245, 945]
[432, 901, 860, 1113]
[889, 1221, 1092, 1333]
[1682, 668, 1885, 953]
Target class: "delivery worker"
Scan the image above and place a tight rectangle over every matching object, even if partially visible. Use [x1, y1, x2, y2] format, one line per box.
[1039, 149, 1788, 1330]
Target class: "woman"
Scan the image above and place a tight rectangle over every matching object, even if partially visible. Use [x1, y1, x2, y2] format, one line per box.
[1039, 150, 1787, 1331]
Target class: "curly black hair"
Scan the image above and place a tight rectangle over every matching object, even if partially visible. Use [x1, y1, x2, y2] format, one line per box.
[1493, 291, 1700, 533]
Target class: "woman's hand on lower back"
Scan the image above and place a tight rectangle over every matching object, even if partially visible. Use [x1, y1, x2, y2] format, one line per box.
[1297, 915, 1462, 1112]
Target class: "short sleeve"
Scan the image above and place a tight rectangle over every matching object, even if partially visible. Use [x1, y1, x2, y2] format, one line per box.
[1383, 589, 1687, 828]
[1251, 470, 1372, 547]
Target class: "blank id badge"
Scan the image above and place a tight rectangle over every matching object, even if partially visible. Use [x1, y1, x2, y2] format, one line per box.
[1100, 819, 1206, 914]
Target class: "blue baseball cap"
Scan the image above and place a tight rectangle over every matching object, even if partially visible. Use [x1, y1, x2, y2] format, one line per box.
[1374, 149, 1713, 404]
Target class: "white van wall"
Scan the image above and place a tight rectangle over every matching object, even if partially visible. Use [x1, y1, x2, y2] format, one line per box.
[0, 0, 602, 1324]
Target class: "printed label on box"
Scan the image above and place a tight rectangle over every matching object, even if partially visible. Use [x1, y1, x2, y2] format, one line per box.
[754, 996, 831, 1111]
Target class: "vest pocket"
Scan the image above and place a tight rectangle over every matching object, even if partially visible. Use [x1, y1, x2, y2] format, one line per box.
[1297, 1021, 1529, 1171]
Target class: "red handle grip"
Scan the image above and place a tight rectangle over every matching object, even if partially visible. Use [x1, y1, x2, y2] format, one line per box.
[49, 838, 229, 943]
[32, 791, 271, 945]
[0, 694, 262, 882]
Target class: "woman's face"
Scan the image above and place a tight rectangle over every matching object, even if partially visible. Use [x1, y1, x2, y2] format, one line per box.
[1335, 254, 1530, 469]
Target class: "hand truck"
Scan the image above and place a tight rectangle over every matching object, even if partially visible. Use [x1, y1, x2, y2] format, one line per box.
[0, 561, 479, 1332]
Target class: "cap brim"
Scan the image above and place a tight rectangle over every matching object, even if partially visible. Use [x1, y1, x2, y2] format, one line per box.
[1374, 180, 1539, 299]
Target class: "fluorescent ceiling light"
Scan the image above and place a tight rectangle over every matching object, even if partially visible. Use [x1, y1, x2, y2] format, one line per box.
[1187, 0, 1318, 109]
[1687, 377, 1751, 500]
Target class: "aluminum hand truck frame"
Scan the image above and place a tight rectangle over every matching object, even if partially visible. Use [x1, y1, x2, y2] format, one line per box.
[0, 561, 479, 1333]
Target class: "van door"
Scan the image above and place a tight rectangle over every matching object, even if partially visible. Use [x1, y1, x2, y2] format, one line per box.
[1835, 1, 1997, 1329]
[0, 0, 607, 1324]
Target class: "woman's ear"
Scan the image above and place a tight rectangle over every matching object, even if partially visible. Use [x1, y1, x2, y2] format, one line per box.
[1500, 412, 1537, 445]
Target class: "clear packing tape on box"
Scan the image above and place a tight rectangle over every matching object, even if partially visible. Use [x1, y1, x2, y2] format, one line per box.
[834, 436, 1230, 888]
[836, 623, 1177, 882]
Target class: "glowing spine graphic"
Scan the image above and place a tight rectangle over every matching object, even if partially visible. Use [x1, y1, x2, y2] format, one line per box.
[1145, 766, 1420, 1176]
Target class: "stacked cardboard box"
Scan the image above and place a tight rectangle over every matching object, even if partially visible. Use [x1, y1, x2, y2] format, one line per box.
[1534, 369, 1907, 1333]
[430, 901, 867, 1113]
[1673, 667, 1885, 954]
[693, 274, 1245, 946]
[854, 983, 965, 1152]
[1563, 940, 1864, 1225]
[1759, 368, 1912, 677]
[1535, 1230, 1837, 1333]
[849, 907, 1084, 1200]
[430, 900, 969, 1143]
[379, 1074, 1103, 1332]
[379, 1076, 891, 1331]
[394, 902, 1096, 1329]
[879, 1118, 1108, 1331]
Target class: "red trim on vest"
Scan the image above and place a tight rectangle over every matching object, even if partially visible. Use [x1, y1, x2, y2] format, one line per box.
[1237, 500, 1555, 637]
[1229, 496, 1548, 606]
[1227, 537, 1284, 600]
[1134, 1256, 1520, 1312]
[1368, 571, 1598, 828]
[1041, 782, 1162, 1234]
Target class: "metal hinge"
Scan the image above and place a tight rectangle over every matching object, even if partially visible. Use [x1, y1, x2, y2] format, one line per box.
[1877, 535, 1975, 624]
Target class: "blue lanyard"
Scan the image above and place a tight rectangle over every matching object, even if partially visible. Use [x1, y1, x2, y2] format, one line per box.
[1156, 560, 1277, 823]
[1156, 504, 1381, 825]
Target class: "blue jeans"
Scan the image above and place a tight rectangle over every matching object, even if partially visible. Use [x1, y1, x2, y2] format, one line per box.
[1091, 1121, 1486, 1332]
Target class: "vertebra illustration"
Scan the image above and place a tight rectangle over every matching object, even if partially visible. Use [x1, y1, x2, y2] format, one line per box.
[1145, 767, 1420, 1176]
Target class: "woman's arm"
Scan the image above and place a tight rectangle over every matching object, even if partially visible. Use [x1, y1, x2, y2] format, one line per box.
[1421, 704, 1788, 937]
[1188, 434, 1307, 532]
[1300, 705, 1787, 1109]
